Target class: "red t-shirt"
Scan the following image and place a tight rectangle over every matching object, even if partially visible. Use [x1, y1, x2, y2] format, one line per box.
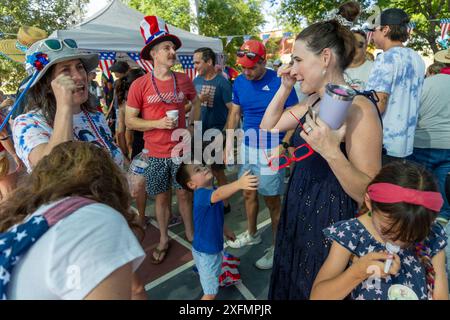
[441, 67, 450, 75]
[127, 72, 196, 158]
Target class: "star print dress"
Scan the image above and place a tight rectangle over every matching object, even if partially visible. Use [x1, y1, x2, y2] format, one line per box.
[323, 218, 448, 300]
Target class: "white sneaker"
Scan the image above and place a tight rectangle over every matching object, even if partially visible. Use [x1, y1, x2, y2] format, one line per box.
[255, 246, 274, 270]
[227, 231, 262, 249]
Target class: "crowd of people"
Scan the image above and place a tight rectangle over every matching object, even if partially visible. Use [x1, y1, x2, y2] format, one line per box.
[0, 1, 449, 300]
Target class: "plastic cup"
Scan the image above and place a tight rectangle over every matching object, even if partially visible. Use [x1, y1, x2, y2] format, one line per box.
[166, 110, 179, 121]
[318, 84, 356, 130]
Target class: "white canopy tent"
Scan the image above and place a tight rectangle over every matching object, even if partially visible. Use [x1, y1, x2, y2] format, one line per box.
[48, 0, 223, 76]
[50, 0, 223, 54]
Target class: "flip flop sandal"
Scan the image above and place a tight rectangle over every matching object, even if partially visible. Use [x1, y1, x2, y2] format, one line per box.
[150, 243, 171, 265]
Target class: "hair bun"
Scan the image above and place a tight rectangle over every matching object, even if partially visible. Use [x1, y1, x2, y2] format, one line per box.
[338, 1, 361, 23]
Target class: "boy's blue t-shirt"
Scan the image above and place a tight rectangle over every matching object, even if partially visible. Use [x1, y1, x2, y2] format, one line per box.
[232, 69, 298, 149]
[193, 187, 224, 254]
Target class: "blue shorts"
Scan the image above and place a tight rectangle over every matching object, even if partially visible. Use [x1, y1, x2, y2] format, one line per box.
[192, 248, 222, 296]
[238, 144, 285, 196]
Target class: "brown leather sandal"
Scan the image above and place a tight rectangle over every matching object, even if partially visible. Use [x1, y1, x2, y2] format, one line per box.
[150, 243, 170, 265]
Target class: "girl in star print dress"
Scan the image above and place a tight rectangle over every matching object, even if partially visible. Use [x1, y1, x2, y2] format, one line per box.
[311, 162, 449, 300]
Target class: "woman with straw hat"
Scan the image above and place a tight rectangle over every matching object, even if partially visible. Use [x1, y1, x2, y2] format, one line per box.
[434, 47, 450, 75]
[0, 26, 48, 63]
[12, 38, 124, 172]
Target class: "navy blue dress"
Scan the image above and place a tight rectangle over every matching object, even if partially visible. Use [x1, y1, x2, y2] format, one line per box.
[269, 118, 358, 300]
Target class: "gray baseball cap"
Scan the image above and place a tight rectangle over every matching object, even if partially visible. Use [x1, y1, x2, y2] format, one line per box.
[22, 38, 98, 89]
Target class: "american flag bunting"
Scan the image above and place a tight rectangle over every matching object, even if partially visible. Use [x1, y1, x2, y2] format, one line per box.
[98, 52, 116, 78]
[178, 55, 197, 81]
[127, 52, 153, 73]
[441, 19, 450, 40]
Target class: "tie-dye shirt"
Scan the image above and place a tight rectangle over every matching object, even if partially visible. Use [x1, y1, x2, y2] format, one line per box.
[13, 109, 124, 172]
[366, 47, 425, 157]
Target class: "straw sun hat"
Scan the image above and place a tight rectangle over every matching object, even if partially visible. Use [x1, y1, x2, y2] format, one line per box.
[0, 26, 48, 63]
[435, 47, 450, 64]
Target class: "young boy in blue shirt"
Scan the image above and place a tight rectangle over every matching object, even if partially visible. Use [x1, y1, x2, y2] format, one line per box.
[176, 164, 258, 299]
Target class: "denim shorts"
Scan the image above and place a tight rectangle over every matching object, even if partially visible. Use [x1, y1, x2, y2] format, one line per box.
[192, 248, 222, 296]
[238, 143, 285, 196]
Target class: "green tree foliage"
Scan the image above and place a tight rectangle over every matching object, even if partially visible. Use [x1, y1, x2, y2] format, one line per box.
[0, 0, 89, 91]
[127, 0, 192, 31]
[274, 0, 450, 54]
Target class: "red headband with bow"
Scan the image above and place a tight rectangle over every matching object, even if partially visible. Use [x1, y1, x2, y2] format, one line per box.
[367, 183, 444, 212]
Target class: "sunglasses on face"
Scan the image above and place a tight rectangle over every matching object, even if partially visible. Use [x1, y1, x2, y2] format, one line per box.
[262, 110, 315, 171]
[236, 50, 262, 61]
[367, 26, 383, 32]
[43, 39, 78, 51]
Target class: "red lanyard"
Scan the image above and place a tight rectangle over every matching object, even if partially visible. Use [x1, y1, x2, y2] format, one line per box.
[81, 111, 108, 149]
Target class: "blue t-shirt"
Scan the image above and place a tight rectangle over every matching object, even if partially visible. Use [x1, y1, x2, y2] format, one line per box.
[232, 69, 298, 149]
[366, 47, 425, 157]
[193, 74, 232, 132]
[193, 188, 224, 254]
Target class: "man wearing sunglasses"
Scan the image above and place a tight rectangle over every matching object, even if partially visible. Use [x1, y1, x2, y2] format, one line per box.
[365, 8, 425, 163]
[225, 40, 298, 270]
[344, 30, 373, 91]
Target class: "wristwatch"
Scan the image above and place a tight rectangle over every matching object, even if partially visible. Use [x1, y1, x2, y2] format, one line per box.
[282, 141, 290, 149]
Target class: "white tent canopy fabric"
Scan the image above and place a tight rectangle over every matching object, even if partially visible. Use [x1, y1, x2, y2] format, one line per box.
[49, 0, 223, 55]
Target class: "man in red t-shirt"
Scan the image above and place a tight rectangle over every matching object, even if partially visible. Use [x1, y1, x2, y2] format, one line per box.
[126, 16, 200, 264]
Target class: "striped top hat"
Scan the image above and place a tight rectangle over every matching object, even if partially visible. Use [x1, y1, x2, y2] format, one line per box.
[140, 16, 182, 61]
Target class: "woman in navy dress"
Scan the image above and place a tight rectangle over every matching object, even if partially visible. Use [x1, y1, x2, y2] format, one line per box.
[260, 12, 382, 299]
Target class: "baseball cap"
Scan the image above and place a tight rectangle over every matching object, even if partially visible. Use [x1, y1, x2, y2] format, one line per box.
[236, 40, 266, 68]
[110, 61, 130, 73]
[371, 8, 410, 28]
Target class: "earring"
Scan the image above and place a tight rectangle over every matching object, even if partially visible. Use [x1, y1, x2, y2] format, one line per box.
[322, 69, 327, 76]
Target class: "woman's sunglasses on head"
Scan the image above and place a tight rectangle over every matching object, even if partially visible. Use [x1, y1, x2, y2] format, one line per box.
[43, 39, 78, 51]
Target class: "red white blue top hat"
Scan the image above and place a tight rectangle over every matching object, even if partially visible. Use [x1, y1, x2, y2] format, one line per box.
[140, 16, 182, 60]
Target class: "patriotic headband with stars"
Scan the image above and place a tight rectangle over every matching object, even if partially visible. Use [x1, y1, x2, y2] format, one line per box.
[367, 183, 444, 212]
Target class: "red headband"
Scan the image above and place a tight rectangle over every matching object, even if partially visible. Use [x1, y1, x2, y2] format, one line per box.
[367, 183, 444, 212]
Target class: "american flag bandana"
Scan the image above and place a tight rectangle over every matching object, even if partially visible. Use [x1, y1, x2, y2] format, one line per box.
[178, 55, 197, 80]
[192, 251, 241, 287]
[219, 252, 241, 287]
[0, 197, 95, 300]
[127, 52, 153, 73]
[441, 19, 450, 40]
[98, 52, 116, 78]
